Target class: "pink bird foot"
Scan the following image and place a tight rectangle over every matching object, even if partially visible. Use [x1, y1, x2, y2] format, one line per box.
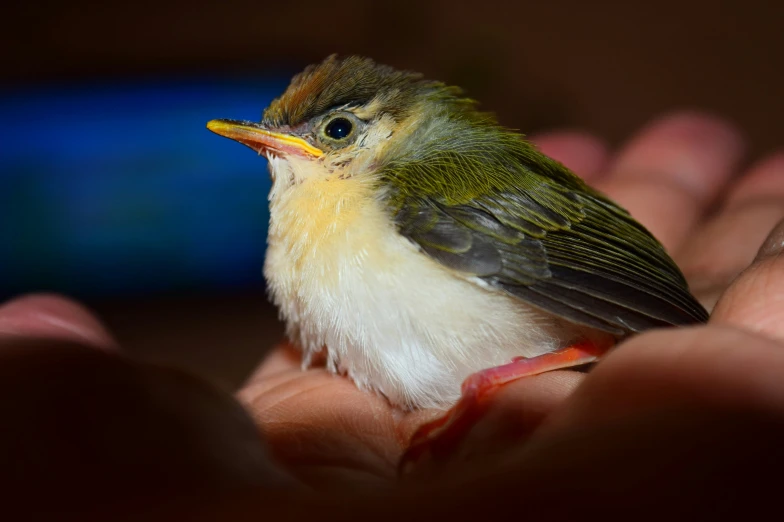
[400, 340, 610, 473]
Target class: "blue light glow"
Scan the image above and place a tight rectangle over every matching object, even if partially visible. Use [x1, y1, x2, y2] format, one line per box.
[0, 77, 290, 298]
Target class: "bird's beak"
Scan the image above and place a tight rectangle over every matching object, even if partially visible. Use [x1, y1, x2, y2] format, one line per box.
[206, 119, 323, 158]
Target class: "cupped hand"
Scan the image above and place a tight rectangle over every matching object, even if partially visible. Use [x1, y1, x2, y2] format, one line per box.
[2, 111, 784, 520]
[236, 111, 784, 485]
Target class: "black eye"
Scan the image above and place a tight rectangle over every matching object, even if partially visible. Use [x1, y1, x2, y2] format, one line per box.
[324, 117, 353, 140]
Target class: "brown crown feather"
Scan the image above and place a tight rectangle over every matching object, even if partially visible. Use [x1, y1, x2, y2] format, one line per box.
[261, 55, 439, 128]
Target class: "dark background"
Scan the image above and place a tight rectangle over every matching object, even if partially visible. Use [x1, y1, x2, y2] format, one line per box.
[3, 0, 783, 389]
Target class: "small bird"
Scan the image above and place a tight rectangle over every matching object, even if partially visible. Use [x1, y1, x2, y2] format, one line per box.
[207, 55, 708, 419]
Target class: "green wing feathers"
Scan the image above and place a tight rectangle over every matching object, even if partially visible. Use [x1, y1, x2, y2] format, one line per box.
[384, 120, 709, 335]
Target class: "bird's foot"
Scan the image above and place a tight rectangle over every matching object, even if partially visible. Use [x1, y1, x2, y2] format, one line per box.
[399, 340, 609, 474]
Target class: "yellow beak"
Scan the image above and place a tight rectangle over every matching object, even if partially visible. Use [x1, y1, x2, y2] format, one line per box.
[206, 119, 323, 158]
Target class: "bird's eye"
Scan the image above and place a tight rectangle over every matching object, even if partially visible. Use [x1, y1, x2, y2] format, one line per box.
[324, 117, 353, 140]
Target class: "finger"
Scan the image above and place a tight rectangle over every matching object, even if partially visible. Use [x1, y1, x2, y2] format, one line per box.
[678, 154, 784, 305]
[540, 326, 784, 431]
[710, 219, 784, 342]
[466, 326, 784, 520]
[596, 111, 745, 252]
[0, 293, 117, 351]
[530, 131, 610, 181]
[724, 152, 784, 207]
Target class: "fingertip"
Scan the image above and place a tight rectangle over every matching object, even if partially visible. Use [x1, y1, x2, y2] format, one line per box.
[594, 110, 746, 251]
[530, 131, 610, 180]
[725, 152, 784, 208]
[0, 293, 118, 351]
[611, 110, 745, 200]
[639, 110, 744, 151]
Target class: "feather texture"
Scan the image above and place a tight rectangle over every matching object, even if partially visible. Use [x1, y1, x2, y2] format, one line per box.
[384, 112, 708, 334]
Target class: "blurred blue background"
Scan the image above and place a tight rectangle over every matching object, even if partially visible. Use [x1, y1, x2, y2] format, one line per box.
[0, 77, 291, 300]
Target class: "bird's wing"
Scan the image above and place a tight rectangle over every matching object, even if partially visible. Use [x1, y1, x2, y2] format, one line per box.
[390, 158, 708, 336]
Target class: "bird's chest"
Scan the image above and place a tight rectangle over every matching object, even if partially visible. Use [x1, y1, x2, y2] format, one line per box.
[263, 176, 436, 356]
[263, 175, 400, 324]
[262, 175, 565, 409]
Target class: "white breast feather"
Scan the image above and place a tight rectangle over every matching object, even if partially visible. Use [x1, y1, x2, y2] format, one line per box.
[263, 155, 584, 410]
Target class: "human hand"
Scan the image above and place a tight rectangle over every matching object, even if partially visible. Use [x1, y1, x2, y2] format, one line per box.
[236, 111, 784, 486]
[3, 289, 784, 521]
[3, 111, 783, 521]
[0, 295, 291, 517]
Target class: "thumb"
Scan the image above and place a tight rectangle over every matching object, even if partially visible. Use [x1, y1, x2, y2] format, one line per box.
[711, 218, 784, 341]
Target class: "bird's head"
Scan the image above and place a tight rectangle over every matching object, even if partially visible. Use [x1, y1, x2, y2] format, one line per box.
[207, 55, 491, 192]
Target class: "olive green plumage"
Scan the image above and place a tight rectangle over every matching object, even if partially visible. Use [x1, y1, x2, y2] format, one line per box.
[263, 55, 709, 335]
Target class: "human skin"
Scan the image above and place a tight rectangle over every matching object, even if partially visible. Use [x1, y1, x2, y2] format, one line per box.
[2, 111, 783, 520]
